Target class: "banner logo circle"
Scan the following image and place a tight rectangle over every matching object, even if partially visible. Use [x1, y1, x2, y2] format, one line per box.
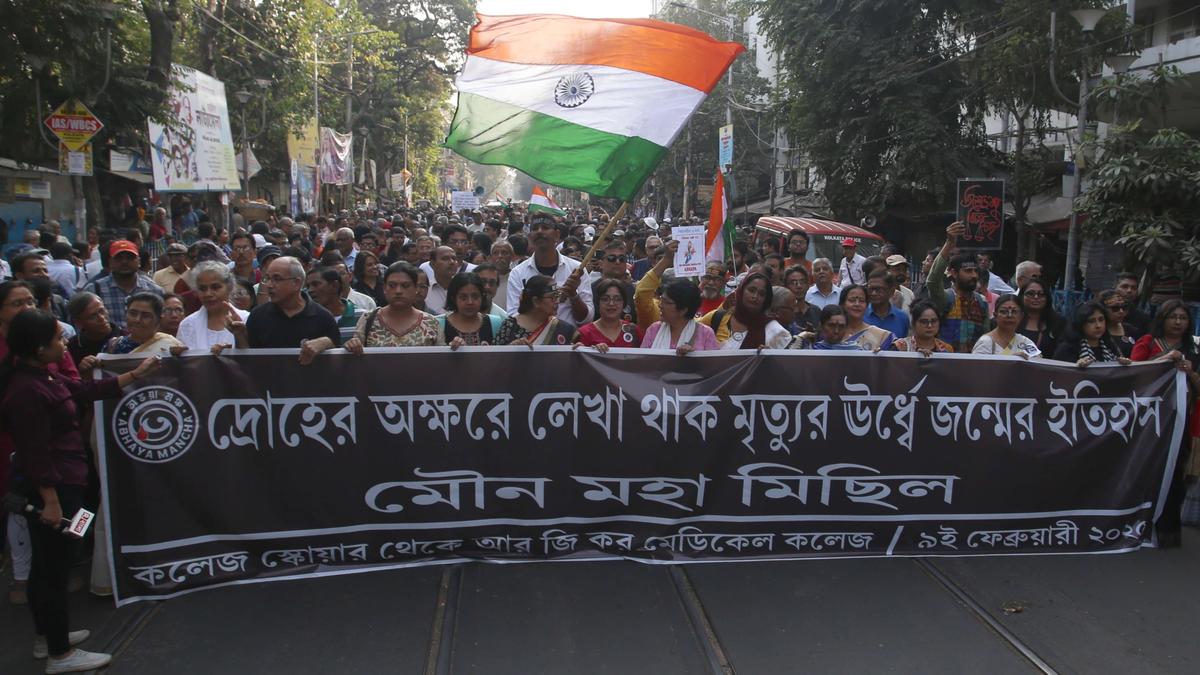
[112, 386, 198, 463]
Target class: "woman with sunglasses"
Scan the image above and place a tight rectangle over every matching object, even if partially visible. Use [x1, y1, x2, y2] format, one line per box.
[1096, 289, 1136, 357]
[1016, 279, 1062, 357]
[576, 278, 642, 351]
[495, 275, 577, 346]
[972, 294, 1041, 358]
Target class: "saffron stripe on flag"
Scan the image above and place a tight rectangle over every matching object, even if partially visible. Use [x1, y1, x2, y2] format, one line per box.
[470, 13, 744, 93]
[457, 56, 705, 148]
[445, 92, 666, 201]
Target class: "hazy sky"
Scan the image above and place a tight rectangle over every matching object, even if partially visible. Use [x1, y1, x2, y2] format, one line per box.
[475, 0, 654, 18]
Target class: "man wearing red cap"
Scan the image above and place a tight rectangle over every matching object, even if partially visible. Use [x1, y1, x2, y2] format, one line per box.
[89, 240, 163, 331]
[837, 238, 867, 286]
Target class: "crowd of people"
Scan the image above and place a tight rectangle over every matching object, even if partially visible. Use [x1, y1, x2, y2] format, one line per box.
[1, 200, 1198, 671]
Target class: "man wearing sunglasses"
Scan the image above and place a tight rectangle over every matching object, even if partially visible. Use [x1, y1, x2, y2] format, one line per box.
[1115, 272, 1150, 338]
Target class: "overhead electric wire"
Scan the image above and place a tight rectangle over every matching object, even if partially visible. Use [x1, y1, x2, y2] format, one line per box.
[190, 0, 298, 64]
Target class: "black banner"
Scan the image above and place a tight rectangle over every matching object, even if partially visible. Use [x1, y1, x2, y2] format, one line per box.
[97, 349, 1183, 605]
[957, 178, 1005, 249]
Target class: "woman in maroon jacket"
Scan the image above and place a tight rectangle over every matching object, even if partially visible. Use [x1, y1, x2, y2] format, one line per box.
[2, 310, 159, 672]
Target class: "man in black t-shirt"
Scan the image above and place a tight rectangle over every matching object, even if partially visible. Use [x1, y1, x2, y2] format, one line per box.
[246, 256, 340, 364]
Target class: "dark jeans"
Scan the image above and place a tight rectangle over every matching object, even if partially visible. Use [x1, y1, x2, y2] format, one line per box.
[25, 484, 83, 657]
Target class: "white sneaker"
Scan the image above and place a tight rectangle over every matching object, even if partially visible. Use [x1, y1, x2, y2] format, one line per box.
[33, 630, 90, 659]
[44, 647, 110, 674]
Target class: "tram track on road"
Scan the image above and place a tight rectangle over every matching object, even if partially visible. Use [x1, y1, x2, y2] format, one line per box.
[915, 558, 1058, 675]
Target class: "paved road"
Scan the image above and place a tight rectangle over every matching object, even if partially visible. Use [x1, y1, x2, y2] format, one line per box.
[3, 532, 1197, 674]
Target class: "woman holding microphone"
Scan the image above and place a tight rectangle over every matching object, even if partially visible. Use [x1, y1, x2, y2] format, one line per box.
[1, 309, 160, 673]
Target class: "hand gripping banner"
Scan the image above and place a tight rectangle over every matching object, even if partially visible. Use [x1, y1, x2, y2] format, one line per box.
[96, 349, 1185, 605]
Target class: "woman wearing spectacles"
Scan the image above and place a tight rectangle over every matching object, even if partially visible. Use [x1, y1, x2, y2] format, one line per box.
[642, 279, 719, 355]
[495, 275, 577, 346]
[972, 294, 1041, 358]
[1016, 280, 1062, 357]
[1096, 289, 1136, 357]
[576, 279, 642, 351]
[891, 300, 953, 356]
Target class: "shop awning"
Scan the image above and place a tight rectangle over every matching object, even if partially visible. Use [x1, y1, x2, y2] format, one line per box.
[106, 169, 155, 184]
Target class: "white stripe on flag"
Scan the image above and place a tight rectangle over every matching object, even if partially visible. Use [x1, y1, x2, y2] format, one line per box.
[456, 56, 705, 148]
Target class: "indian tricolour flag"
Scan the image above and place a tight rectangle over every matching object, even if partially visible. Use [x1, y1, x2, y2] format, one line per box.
[529, 185, 566, 216]
[706, 170, 735, 264]
[445, 14, 743, 201]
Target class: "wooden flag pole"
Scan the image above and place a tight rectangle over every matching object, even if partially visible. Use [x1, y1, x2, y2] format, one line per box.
[576, 201, 630, 270]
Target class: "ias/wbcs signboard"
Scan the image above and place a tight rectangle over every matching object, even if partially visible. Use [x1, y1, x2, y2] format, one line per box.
[44, 99, 103, 151]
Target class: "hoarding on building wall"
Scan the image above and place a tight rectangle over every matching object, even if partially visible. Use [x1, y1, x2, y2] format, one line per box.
[147, 65, 241, 192]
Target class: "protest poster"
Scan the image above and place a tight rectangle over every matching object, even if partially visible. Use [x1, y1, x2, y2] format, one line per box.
[672, 225, 707, 276]
[956, 178, 1005, 249]
[452, 190, 480, 212]
[147, 65, 241, 192]
[97, 350, 1182, 605]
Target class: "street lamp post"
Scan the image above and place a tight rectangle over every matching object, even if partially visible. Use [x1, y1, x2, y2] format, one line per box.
[234, 79, 271, 202]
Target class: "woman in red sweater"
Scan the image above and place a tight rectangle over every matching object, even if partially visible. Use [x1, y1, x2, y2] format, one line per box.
[1130, 299, 1200, 547]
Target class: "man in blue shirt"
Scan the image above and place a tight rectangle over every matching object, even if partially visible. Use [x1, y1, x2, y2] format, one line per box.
[863, 268, 908, 338]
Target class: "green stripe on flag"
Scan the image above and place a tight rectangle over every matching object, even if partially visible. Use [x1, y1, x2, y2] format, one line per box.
[445, 92, 666, 202]
[528, 202, 566, 216]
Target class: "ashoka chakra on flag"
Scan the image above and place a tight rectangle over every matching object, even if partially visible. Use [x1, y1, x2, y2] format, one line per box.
[445, 14, 744, 202]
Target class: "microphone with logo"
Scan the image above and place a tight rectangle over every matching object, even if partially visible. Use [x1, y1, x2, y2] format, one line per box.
[2, 492, 95, 539]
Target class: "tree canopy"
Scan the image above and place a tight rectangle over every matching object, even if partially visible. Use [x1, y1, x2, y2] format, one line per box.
[749, 0, 1133, 223]
[0, 0, 474, 218]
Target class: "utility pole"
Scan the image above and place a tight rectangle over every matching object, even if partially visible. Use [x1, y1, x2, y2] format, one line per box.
[1048, 8, 1108, 296]
[345, 38, 353, 132]
[682, 122, 691, 220]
